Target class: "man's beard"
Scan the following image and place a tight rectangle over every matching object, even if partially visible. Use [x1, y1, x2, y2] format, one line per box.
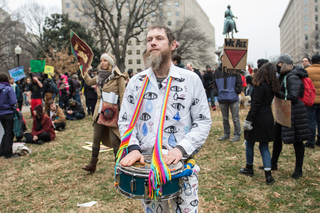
[145, 48, 171, 70]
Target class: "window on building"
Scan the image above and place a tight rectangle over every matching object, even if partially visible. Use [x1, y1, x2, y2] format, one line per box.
[304, 7, 308, 13]
[83, 3, 87, 8]
[305, 16, 308, 22]
[305, 43, 309, 49]
[316, 24, 319, 30]
[128, 59, 132, 64]
[316, 15, 319, 21]
[305, 34, 309, 40]
[305, 25, 308, 31]
[74, 3, 78, 8]
[168, 21, 172, 26]
[159, 12, 163, 17]
[126, 12, 129, 17]
[128, 50, 132, 55]
[136, 40, 140, 45]
[66, 3, 70, 8]
[316, 42, 320, 49]
[316, 33, 319, 40]
[159, 3, 163, 8]
[137, 68, 142, 72]
[137, 59, 141, 64]
[175, 2, 179, 7]
[176, 12, 179, 17]
[316, 6, 318, 12]
[109, 3, 113, 8]
[176, 21, 180, 26]
[167, 2, 171, 7]
[304, 0, 308, 3]
[136, 50, 140, 55]
[167, 12, 171, 17]
[75, 13, 79, 18]
[151, 12, 155, 17]
[128, 40, 132, 45]
[125, 3, 129, 8]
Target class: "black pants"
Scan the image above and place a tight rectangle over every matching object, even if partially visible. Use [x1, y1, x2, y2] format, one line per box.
[0, 113, 14, 158]
[86, 98, 96, 115]
[54, 122, 66, 130]
[17, 101, 23, 111]
[272, 122, 305, 168]
[23, 132, 51, 144]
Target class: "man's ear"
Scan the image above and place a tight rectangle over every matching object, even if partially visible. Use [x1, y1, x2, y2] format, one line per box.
[170, 40, 177, 51]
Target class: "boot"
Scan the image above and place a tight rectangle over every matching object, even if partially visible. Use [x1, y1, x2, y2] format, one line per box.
[219, 134, 230, 141]
[230, 135, 240, 142]
[265, 170, 275, 185]
[82, 158, 98, 173]
[239, 164, 254, 176]
[291, 167, 303, 179]
[271, 158, 278, 171]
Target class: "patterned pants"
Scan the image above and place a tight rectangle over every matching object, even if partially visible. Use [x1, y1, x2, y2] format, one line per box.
[141, 173, 199, 213]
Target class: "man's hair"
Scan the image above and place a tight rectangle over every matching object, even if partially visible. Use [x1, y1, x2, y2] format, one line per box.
[148, 25, 175, 45]
[48, 100, 55, 108]
[0, 72, 9, 83]
[302, 57, 311, 62]
[172, 54, 182, 64]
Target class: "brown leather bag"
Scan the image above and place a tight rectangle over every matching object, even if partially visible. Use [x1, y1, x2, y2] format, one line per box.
[97, 101, 118, 127]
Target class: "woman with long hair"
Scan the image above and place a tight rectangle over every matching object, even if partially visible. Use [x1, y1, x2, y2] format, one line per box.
[82, 53, 127, 173]
[0, 73, 18, 158]
[239, 63, 280, 185]
[271, 54, 309, 179]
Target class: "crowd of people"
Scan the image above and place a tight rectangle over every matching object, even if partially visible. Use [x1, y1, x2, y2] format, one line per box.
[1, 24, 320, 212]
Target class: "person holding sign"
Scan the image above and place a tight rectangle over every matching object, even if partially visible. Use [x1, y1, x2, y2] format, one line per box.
[272, 54, 310, 179]
[239, 63, 280, 185]
[82, 53, 127, 173]
[28, 74, 43, 118]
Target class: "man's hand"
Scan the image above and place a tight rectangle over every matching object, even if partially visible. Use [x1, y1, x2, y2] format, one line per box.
[33, 135, 38, 141]
[162, 148, 183, 165]
[67, 110, 72, 114]
[120, 150, 145, 167]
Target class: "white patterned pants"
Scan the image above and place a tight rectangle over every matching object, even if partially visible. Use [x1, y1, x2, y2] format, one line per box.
[141, 173, 199, 213]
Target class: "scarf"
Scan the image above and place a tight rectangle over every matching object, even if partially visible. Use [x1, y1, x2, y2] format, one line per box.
[97, 68, 114, 90]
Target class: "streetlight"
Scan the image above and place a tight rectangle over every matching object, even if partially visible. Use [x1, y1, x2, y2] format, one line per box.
[14, 45, 22, 67]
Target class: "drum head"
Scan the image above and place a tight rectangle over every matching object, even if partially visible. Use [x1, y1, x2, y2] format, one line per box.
[119, 154, 183, 175]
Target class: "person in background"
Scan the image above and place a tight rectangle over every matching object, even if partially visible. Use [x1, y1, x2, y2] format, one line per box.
[42, 74, 56, 113]
[23, 77, 31, 107]
[203, 65, 216, 110]
[0, 73, 18, 159]
[186, 63, 203, 82]
[172, 54, 186, 69]
[83, 69, 97, 116]
[59, 76, 69, 109]
[64, 72, 75, 99]
[302, 57, 311, 69]
[65, 99, 85, 120]
[46, 101, 66, 131]
[15, 80, 24, 111]
[23, 105, 55, 145]
[239, 63, 280, 185]
[28, 73, 43, 118]
[72, 74, 81, 103]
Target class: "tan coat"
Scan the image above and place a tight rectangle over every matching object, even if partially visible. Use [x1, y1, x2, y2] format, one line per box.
[84, 66, 127, 147]
[306, 64, 320, 104]
[45, 104, 66, 124]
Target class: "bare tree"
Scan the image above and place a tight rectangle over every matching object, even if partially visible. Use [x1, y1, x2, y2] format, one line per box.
[302, 30, 320, 58]
[76, 0, 166, 72]
[173, 17, 214, 68]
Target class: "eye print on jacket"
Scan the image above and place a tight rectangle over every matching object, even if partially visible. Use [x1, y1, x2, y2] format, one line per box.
[170, 86, 183, 92]
[197, 114, 206, 120]
[192, 98, 199, 106]
[190, 199, 199, 207]
[144, 92, 158, 100]
[175, 77, 185, 82]
[173, 196, 184, 205]
[127, 95, 134, 104]
[138, 76, 144, 81]
[192, 123, 198, 128]
[173, 93, 185, 101]
[172, 103, 185, 111]
[140, 112, 151, 121]
[164, 126, 179, 148]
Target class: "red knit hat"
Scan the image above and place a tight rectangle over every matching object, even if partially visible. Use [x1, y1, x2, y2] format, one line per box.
[34, 105, 43, 113]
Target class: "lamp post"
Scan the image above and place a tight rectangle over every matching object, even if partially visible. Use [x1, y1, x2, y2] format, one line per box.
[14, 45, 22, 67]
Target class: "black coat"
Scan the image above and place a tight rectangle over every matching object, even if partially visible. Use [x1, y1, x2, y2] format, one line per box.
[244, 81, 275, 143]
[203, 71, 214, 90]
[276, 66, 310, 144]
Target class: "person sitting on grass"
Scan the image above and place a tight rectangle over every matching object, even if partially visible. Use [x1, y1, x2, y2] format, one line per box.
[65, 99, 85, 120]
[46, 100, 66, 131]
[23, 105, 55, 145]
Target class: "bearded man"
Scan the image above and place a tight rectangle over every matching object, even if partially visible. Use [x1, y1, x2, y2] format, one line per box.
[118, 25, 212, 213]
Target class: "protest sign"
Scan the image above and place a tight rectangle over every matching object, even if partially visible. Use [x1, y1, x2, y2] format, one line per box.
[274, 96, 291, 127]
[9, 66, 25, 82]
[222, 38, 248, 74]
[30, 60, 45, 73]
[44, 66, 54, 78]
[70, 29, 93, 77]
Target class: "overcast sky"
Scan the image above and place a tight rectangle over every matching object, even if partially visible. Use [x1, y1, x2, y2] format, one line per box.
[7, 0, 290, 67]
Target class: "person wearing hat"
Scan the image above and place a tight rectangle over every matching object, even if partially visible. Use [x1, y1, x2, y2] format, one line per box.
[203, 65, 216, 110]
[65, 98, 85, 120]
[213, 51, 242, 142]
[271, 54, 309, 179]
[82, 53, 128, 173]
[23, 105, 55, 144]
[304, 54, 320, 148]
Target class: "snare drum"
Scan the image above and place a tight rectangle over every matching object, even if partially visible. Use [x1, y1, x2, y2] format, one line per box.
[115, 154, 184, 201]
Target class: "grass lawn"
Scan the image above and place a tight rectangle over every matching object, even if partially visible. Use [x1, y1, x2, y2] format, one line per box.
[1, 107, 320, 212]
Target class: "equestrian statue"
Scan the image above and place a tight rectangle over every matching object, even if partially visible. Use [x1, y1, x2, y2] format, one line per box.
[223, 5, 238, 38]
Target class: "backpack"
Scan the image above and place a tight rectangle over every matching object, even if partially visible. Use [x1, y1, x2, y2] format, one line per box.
[48, 79, 58, 94]
[300, 77, 316, 107]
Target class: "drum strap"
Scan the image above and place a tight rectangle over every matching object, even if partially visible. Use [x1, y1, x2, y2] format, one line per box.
[115, 75, 173, 200]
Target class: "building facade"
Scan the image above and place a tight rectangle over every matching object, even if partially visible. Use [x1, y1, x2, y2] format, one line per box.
[61, 0, 216, 72]
[279, 0, 320, 64]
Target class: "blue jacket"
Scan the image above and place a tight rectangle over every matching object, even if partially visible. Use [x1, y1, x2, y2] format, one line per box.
[213, 63, 242, 103]
[0, 82, 17, 115]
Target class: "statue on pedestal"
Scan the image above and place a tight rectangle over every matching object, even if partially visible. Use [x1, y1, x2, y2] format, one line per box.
[223, 5, 238, 38]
